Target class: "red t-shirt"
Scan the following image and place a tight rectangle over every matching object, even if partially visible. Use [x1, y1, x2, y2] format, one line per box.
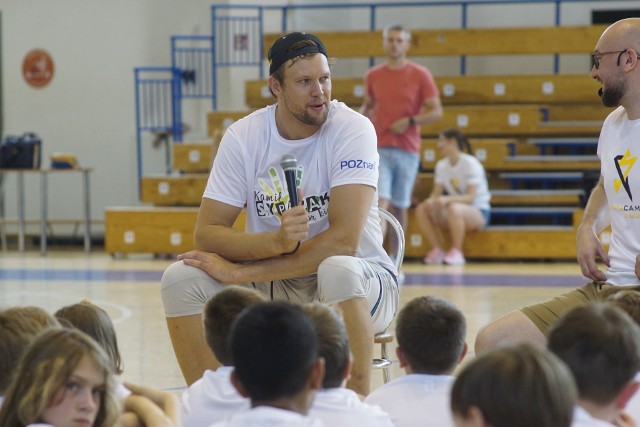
[364, 61, 439, 153]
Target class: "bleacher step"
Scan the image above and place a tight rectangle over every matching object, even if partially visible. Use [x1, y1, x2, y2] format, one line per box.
[491, 189, 584, 206]
[141, 174, 207, 206]
[173, 142, 216, 173]
[405, 208, 580, 260]
[105, 207, 199, 254]
[105, 207, 246, 255]
[506, 154, 598, 162]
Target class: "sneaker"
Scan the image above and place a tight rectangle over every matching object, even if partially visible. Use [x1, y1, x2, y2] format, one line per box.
[444, 249, 466, 265]
[423, 248, 445, 265]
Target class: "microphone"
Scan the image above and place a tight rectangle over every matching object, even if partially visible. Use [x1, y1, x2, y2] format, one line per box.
[280, 154, 298, 208]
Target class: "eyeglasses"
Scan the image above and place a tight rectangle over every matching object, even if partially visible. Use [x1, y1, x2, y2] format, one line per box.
[591, 49, 634, 69]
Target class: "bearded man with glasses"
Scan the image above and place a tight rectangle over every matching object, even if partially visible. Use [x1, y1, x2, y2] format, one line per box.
[591, 47, 640, 107]
[475, 18, 640, 354]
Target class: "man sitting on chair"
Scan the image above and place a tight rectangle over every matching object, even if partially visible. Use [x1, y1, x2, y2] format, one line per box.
[160, 31, 399, 396]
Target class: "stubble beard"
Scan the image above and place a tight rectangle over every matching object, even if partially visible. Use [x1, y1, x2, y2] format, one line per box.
[284, 95, 328, 127]
[600, 77, 627, 108]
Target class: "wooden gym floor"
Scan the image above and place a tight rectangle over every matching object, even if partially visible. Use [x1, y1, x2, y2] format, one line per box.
[0, 250, 587, 393]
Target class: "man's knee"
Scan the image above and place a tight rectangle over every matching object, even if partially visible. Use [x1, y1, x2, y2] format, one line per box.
[474, 310, 546, 355]
[317, 256, 398, 333]
[160, 261, 224, 318]
[317, 256, 367, 305]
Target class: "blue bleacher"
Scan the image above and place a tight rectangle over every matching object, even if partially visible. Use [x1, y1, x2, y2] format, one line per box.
[528, 137, 598, 155]
[489, 206, 575, 227]
[498, 171, 584, 190]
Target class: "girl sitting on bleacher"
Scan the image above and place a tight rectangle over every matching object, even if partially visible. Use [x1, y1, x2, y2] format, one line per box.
[415, 128, 492, 265]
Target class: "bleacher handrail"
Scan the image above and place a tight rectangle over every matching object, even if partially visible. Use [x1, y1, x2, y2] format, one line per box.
[133, 66, 182, 196]
[211, 0, 637, 75]
[171, 35, 215, 103]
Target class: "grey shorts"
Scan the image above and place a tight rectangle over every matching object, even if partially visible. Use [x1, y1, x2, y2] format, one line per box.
[521, 281, 640, 336]
[160, 255, 400, 333]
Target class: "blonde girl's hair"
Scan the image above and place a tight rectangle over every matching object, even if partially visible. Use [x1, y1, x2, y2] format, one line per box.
[0, 328, 120, 427]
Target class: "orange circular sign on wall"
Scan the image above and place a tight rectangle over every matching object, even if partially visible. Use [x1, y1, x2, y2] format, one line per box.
[22, 48, 54, 88]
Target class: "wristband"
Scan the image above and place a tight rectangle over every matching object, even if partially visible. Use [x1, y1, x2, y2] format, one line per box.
[281, 241, 300, 256]
[408, 116, 416, 126]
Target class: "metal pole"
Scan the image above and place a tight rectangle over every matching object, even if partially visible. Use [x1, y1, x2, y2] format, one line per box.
[0, 172, 6, 251]
[40, 170, 48, 256]
[134, 69, 143, 198]
[17, 171, 25, 252]
[83, 169, 91, 253]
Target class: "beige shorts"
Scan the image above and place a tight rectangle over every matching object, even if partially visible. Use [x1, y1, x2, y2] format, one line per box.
[521, 281, 640, 336]
[160, 255, 399, 333]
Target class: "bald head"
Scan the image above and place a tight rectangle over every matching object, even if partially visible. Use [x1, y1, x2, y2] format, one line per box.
[598, 18, 640, 51]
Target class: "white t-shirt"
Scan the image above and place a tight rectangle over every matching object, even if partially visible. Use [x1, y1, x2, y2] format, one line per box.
[182, 366, 250, 427]
[364, 374, 456, 427]
[204, 100, 395, 274]
[571, 405, 616, 427]
[309, 387, 393, 427]
[597, 106, 640, 285]
[209, 406, 325, 427]
[434, 153, 491, 211]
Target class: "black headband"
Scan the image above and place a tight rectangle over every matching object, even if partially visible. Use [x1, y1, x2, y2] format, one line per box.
[268, 32, 328, 75]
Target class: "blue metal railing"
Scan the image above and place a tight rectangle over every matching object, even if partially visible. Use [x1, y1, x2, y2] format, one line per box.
[211, 0, 637, 77]
[133, 67, 182, 195]
[171, 35, 215, 102]
[210, 6, 263, 109]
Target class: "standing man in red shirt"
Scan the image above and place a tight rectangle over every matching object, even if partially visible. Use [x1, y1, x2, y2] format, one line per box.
[360, 24, 443, 260]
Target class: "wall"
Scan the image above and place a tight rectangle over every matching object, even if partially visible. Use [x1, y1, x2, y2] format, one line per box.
[0, 0, 215, 238]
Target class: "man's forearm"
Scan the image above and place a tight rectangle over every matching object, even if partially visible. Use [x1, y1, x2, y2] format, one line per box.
[195, 225, 283, 262]
[194, 201, 307, 263]
[415, 107, 443, 126]
[579, 178, 609, 234]
[229, 227, 357, 283]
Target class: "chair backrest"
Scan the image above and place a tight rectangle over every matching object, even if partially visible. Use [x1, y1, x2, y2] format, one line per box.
[378, 207, 405, 272]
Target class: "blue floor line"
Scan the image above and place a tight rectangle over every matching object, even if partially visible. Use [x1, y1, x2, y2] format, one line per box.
[0, 268, 586, 287]
[403, 273, 586, 287]
[0, 269, 164, 282]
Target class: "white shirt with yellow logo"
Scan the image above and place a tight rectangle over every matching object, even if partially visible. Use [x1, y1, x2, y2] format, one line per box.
[598, 105, 640, 285]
